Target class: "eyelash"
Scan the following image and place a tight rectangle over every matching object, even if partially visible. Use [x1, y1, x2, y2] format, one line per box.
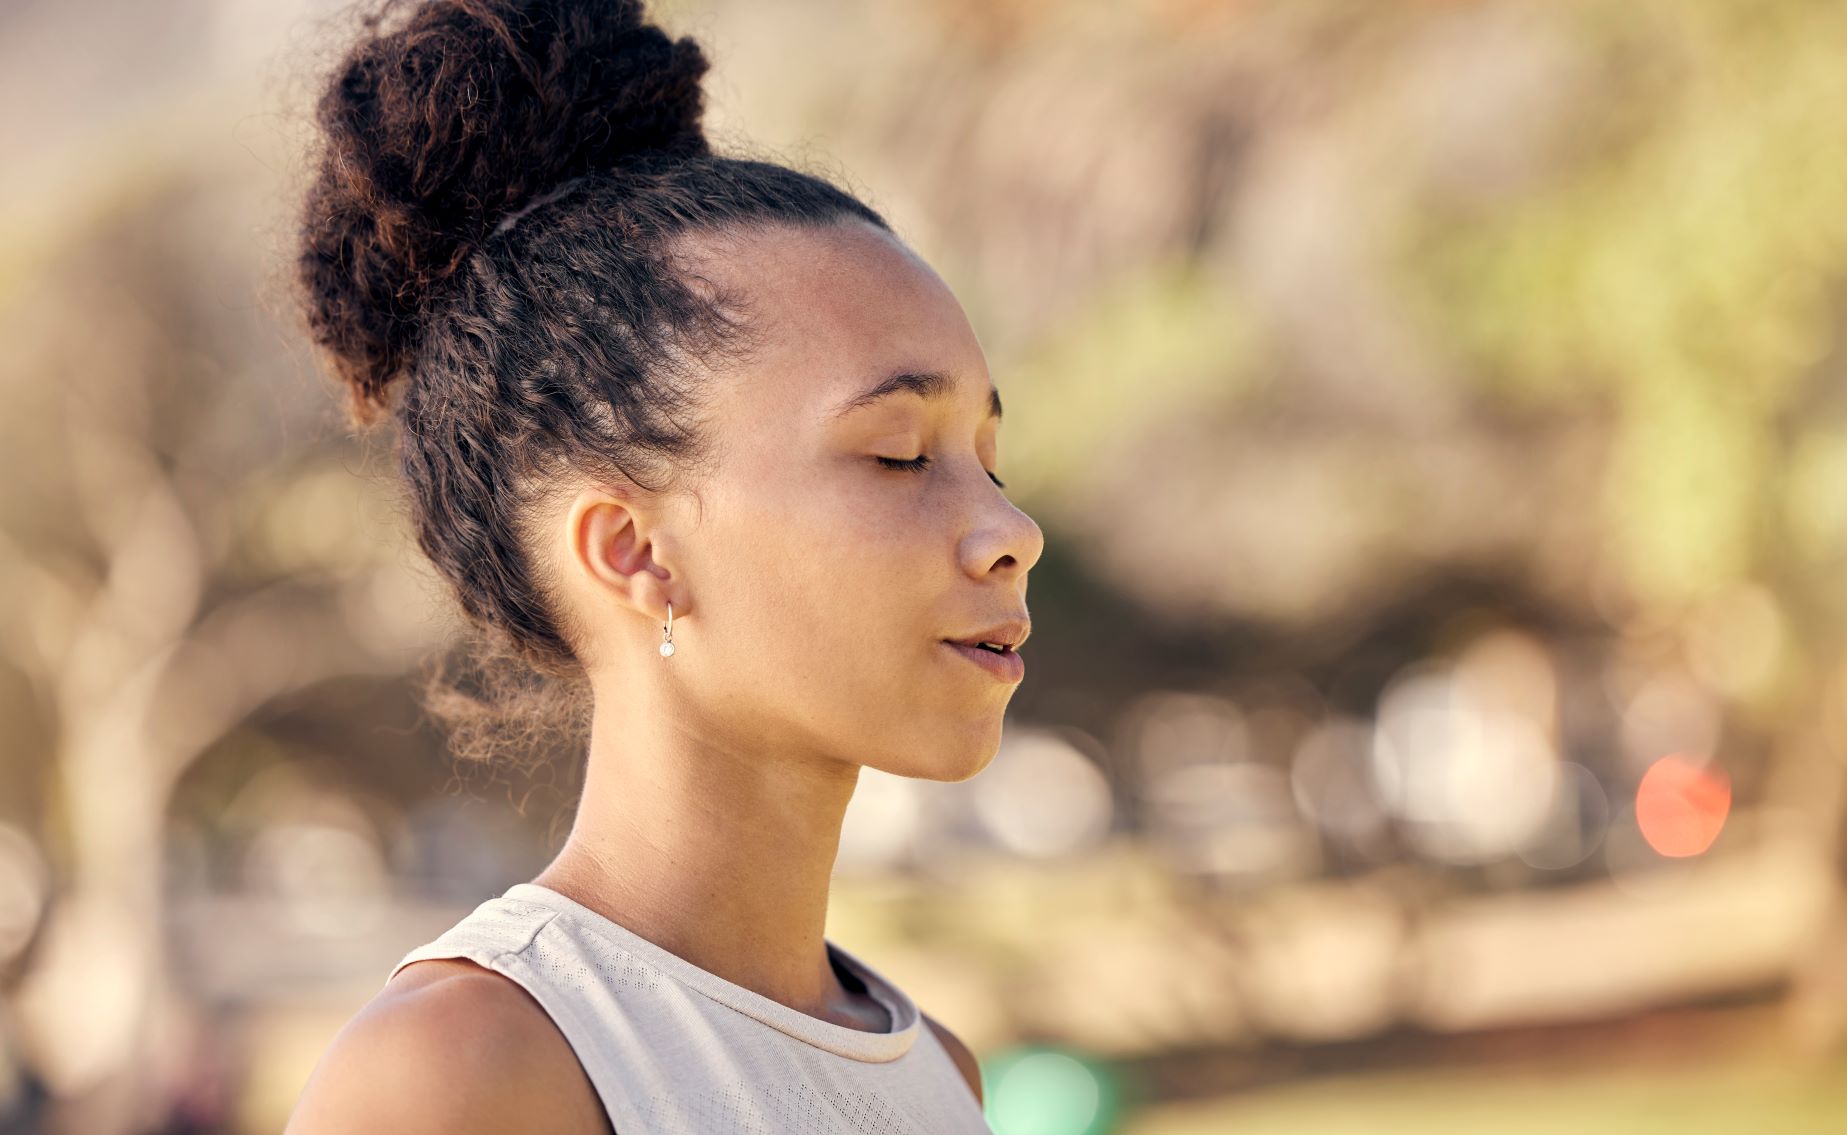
[876, 455, 1007, 490]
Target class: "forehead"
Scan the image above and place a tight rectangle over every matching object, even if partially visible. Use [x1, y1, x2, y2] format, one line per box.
[676, 220, 990, 422]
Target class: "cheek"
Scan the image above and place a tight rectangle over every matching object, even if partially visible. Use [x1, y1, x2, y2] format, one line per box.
[732, 497, 943, 689]
[705, 474, 918, 635]
[784, 492, 935, 628]
[693, 491, 999, 764]
[693, 456, 960, 685]
[775, 462, 941, 573]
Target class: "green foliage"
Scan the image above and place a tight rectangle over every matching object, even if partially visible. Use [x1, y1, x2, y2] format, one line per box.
[1405, 0, 1847, 610]
[998, 258, 1264, 505]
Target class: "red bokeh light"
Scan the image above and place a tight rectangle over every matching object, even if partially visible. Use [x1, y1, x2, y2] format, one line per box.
[1635, 754, 1731, 857]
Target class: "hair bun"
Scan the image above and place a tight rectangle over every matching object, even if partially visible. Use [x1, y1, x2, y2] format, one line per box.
[298, 0, 710, 417]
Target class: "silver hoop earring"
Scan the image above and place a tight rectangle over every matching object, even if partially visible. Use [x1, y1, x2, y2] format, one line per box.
[659, 601, 676, 658]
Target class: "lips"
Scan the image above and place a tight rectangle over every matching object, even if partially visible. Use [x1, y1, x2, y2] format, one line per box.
[942, 639, 1026, 683]
[948, 640, 1016, 655]
[942, 617, 1030, 653]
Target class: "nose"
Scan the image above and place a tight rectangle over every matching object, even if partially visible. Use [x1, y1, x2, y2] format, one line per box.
[967, 485, 1044, 580]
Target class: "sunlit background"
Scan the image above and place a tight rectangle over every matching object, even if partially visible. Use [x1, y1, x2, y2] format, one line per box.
[3, 0, 1847, 1132]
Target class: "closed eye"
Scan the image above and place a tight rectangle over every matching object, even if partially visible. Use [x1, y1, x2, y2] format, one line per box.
[876, 455, 1006, 489]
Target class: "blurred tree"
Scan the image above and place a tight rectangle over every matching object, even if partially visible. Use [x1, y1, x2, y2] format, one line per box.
[0, 162, 443, 1130]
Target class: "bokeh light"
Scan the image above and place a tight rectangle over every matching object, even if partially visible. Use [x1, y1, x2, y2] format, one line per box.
[1634, 753, 1732, 858]
[836, 767, 924, 872]
[1370, 655, 1562, 865]
[972, 728, 1115, 859]
[984, 1045, 1120, 1135]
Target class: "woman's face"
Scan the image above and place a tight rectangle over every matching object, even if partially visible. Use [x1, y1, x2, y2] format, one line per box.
[596, 218, 1044, 782]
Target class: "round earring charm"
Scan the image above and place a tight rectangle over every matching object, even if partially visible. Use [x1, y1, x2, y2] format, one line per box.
[660, 601, 676, 657]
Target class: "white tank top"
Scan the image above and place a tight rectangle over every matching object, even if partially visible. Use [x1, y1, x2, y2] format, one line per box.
[385, 882, 992, 1133]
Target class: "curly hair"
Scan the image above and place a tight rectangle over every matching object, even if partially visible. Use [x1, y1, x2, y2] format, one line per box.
[295, 0, 890, 766]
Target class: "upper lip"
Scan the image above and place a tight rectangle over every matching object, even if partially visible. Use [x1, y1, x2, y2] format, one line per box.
[943, 617, 1031, 650]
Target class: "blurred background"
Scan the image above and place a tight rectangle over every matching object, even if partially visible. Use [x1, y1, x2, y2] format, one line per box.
[3, 0, 1847, 1131]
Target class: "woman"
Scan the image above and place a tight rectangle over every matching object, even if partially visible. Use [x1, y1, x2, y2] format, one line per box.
[282, 0, 1040, 1131]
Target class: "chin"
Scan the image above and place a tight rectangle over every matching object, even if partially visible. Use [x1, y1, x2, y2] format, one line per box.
[879, 719, 1005, 784]
[929, 747, 999, 784]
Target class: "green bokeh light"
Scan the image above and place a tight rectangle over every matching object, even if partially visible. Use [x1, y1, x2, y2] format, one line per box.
[983, 1045, 1122, 1135]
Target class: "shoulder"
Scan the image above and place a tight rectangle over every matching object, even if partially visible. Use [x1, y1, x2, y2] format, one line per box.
[285, 958, 611, 1135]
[920, 1010, 984, 1108]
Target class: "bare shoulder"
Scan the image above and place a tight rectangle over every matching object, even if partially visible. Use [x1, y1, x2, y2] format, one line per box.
[285, 958, 613, 1135]
[921, 1010, 984, 1108]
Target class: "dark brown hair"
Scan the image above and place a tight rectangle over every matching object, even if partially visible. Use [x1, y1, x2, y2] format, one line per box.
[295, 0, 890, 765]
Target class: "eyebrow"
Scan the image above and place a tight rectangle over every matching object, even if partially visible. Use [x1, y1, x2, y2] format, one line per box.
[827, 369, 1003, 424]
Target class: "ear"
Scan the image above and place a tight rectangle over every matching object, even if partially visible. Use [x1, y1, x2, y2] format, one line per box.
[563, 485, 680, 620]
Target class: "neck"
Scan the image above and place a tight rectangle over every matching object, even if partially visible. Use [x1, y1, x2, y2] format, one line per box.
[532, 675, 878, 1027]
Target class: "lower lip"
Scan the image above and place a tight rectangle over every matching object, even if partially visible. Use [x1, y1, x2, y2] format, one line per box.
[941, 641, 1026, 683]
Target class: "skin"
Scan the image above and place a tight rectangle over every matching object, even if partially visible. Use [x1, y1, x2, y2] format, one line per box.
[529, 216, 1042, 1032]
[289, 217, 1033, 1132]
